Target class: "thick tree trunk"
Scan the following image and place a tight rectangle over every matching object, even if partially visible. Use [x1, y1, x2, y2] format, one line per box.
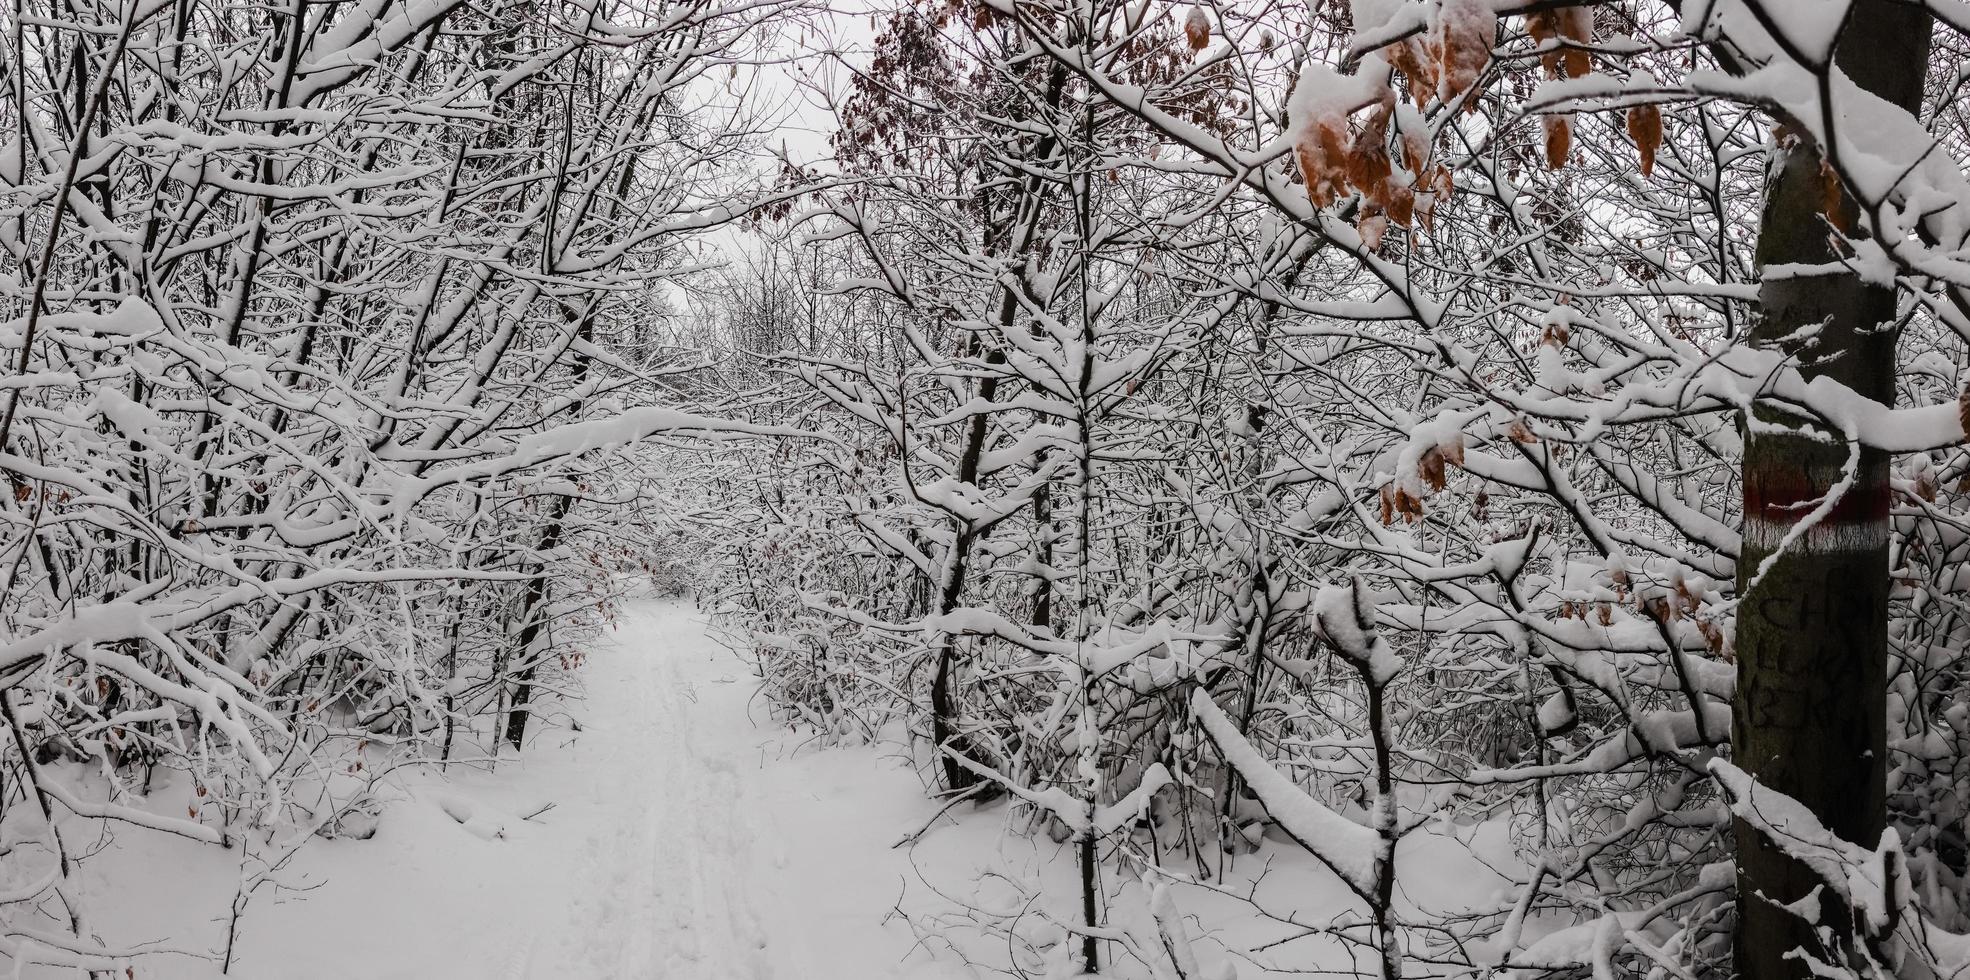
[1733, 9, 1928, 979]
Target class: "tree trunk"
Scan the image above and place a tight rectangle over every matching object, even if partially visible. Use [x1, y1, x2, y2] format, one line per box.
[503, 495, 569, 751]
[1733, 9, 1928, 979]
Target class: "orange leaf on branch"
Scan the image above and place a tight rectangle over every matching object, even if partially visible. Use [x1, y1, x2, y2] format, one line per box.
[1399, 135, 1426, 176]
[1556, 6, 1593, 80]
[1357, 209, 1389, 251]
[1819, 158, 1849, 234]
[1388, 184, 1415, 227]
[1346, 102, 1395, 206]
[1543, 114, 1571, 170]
[1526, 11, 1560, 78]
[1396, 487, 1425, 523]
[1385, 37, 1439, 104]
[1627, 103, 1662, 177]
[1285, 62, 1391, 209]
[1294, 122, 1350, 207]
[1527, 7, 1591, 78]
[1183, 5, 1211, 51]
[1434, 0, 1493, 110]
[1419, 446, 1447, 491]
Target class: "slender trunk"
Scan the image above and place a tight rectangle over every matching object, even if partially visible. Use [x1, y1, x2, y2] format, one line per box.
[1030, 471, 1054, 630]
[502, 134, 613, 748]
[929, 537, 980, 791]
[1079, 830, 1099, 970]
[504, 474, 573, 750]
[925, 59, 1072, 792]
[1365, 674, 1399, 980]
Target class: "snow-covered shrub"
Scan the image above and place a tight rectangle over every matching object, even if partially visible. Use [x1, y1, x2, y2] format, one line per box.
[705, 2, 1970, 978]
[0, 0, 803, 966]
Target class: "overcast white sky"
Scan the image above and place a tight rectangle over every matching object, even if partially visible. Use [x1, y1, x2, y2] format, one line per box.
[663, 3, 881, 323]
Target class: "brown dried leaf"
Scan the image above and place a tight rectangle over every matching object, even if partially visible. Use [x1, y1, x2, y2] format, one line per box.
[1395, 487, 1425, 522]
[1697, 618, 1727, 657]
[1347, 102, 1395, 204]
[1295, 119, 1351, 208]
[1294, 145, 1323, 205]
[1387, 37, 1439, 104]
[1419, 447, 1447, 491]
[1399, 122, 1429, 176]
[1358, 211, 1389, 251]
[1916, 469, 1939, 502]
[1627, 103, 1662, 178]
[1543, 114, 1571, 171]
[1430, 163, 1454, 197]
[1819, 158, 1848, 234]
[1184, 6, 1211, 51]
[1526, 11, 1561, 79]
[1388, 184, 1415, 227]
[1435, 0, 1493, 110]
[1672, 577, 1702, 619]
[1556, 7, 1592, 79]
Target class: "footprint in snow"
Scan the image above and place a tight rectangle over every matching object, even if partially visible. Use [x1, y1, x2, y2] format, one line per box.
[435, 793, 512, 841]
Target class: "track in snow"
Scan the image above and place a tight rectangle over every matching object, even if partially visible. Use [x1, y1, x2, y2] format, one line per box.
[93, 599, 1513, 980]
[529, 602, 782, 978]
[96, 601, 946, 980]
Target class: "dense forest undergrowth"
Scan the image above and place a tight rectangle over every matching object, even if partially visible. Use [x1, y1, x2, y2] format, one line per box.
[4, 0, 1970, 975]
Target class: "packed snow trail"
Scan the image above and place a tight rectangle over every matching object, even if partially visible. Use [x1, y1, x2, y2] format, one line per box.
[53, 600, 1518, 979]
[508, 600, 953, 979]
[76, 601, 958, 980]
[526, 600, 777, 977]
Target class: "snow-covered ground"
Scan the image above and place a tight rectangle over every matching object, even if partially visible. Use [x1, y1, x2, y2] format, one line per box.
[62, 600, 1518, 979]
[61, 602, 963, 979]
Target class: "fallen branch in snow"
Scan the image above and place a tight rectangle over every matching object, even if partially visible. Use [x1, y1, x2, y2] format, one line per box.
[892, 782, 989, 849]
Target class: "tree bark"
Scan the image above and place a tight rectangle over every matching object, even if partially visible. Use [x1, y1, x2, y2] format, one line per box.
[1733, 8, 1928, 979]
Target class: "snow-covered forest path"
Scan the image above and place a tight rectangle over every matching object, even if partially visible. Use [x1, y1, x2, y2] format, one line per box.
[528, 599, 782, 977]
[94, 601, 958, 980]
[68, 599, 1515, 980]
[494, 599, 951, 979]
